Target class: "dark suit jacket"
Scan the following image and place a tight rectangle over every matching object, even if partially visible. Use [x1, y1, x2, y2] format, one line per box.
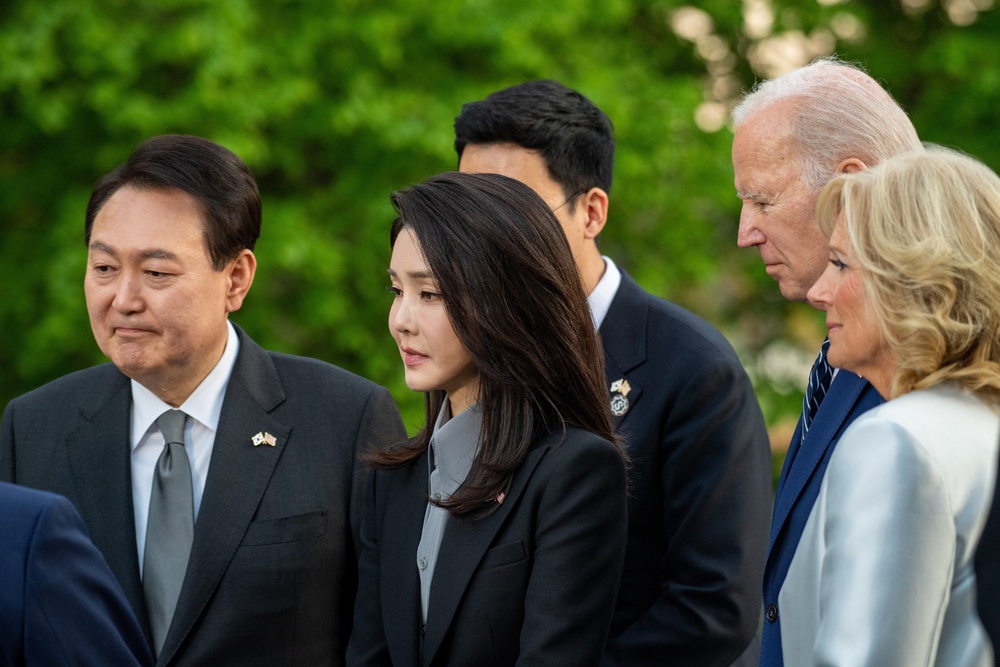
[597, 272, 773, 667]
[0, 325, 406, 667]
[758, 370, 883, 667]
[0, 482, 152, 666]
[346, 427, 628, 667]
[976, 444, 1000, 655]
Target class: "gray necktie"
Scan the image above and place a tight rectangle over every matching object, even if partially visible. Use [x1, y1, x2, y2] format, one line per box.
[144, 409, 194, 655]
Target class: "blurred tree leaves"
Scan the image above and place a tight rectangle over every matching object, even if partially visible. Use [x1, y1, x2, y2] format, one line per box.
[2, 0, 998, 438]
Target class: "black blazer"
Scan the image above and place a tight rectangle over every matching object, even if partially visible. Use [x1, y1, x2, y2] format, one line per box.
[0, 482, 152, 666]
[597, 272, 772, 667]
[346, 427, 628, 667]
[976, 444, 1000, 654]
[0, 325, 406, 667]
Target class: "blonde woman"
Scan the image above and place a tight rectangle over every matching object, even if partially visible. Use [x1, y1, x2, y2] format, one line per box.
[781, 147, 1000, 666]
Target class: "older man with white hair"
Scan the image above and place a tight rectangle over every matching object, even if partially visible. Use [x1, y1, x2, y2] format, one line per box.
[730, 57, 922, 667]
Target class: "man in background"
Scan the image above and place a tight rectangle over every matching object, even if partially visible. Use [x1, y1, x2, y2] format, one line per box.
[456, 80, 773, 667]
[730, 57, 922, 666]
[1, 134, 405, 666]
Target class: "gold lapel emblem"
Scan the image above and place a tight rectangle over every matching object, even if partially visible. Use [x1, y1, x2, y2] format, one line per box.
[609, 378, 632, 397]
[252, 432, 277, 447]
[609, 378, 632, 416]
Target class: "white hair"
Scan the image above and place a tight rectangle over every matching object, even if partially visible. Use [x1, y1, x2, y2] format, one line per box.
[732, 57, 923, 189]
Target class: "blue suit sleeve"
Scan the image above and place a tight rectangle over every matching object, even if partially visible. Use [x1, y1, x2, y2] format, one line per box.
[24, 494, 153, 666]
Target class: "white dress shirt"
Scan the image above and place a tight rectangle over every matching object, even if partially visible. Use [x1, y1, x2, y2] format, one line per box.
[131, 321, 240, 575]
[587, 256, 621, 330]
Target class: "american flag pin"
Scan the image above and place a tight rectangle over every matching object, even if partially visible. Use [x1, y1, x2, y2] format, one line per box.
[496, 492, 506, 504]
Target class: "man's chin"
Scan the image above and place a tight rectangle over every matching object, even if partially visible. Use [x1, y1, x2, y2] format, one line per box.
[776, 280, 811, 304]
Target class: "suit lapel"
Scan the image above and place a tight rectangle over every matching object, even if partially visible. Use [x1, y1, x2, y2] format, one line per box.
[767, 371, 867, 552]
[380, 456, 428, 667]
[65, 369, 148, 631]
[598, 273, 648, 431]
[156, 328, 290, 664]
[421, 441, 550, 667]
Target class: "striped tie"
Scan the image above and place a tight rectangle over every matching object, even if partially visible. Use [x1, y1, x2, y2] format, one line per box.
[801, 339, 834, 444]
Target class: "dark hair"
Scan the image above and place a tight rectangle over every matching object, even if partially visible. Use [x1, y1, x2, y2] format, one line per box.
[454, 80, 615, 208]
[374, 171, 622, 517]
[85, 134, 261, 269]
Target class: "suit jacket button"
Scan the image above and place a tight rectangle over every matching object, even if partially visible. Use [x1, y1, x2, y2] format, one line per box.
[765, 604, 778, 623]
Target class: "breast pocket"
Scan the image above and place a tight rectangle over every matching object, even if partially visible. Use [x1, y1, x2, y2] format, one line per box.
[242, 509, 328, 546]
[479, 540, 528, 571]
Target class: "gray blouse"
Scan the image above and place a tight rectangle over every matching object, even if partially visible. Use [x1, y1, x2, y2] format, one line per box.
[417, 399, 482, 624]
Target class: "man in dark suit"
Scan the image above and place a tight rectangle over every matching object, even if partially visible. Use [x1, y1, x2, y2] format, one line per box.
[0, 482, 152, 666]
[730, 58, 922, 667]
[0, 135, 406, 666]
[455, 80, 773, 667]
[976, 446, 1000, 654]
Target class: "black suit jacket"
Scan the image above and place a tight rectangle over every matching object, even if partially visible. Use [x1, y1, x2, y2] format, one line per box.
[598, 272, 772, 667]
[0, 482, 152, 666]
[0, 325, 406, 666]
[346, 427, 628, 667]
[976, 444, 1000, 655]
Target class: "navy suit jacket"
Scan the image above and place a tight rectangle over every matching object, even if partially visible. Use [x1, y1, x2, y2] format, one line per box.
[347, 427, 628, 666]
[0, 482, 152, 666]
[598, 273, 773, 667]
[0, 325, 406, 667]
[975, 444, 1000, 655]
[758, 370, 884, 667]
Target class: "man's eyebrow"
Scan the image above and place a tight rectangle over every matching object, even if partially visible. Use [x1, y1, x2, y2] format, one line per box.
[88, 241, 178, 261]
[139, 249, 179, 261]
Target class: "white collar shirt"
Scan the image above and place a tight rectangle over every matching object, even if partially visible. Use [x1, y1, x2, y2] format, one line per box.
[130, 320, 240, 574]
[587, 255, 622, 330]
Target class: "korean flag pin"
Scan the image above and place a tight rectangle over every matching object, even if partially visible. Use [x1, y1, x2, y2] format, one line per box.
[252, 432, 265, 446]
[609, 378, 632, 417]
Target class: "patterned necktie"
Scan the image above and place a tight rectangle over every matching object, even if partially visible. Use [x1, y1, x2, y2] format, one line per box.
[801, 339, 834, 444]
[144, 409, 194, 655]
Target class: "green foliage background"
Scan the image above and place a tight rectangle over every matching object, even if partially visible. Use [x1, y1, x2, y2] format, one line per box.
[2, 0, 999, 440]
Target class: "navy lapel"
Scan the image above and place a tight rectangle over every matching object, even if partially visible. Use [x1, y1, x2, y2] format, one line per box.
[65, 369, 148, 630]
[380, 455, 428, 667]
[156, 328, 291, 664]
[598, 273, 648, 431]
[421, 440, 551, 667]
[767, 371, 867, 551]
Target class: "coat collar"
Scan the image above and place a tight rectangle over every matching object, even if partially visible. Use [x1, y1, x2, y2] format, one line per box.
[65, 367, 146, 629]
[768, 371, 874, 554]
[597, 271, 647, 430]
[420, 432, 558, 666]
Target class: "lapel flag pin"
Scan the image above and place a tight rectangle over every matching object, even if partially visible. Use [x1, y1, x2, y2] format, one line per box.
[252, 432, 265, 446]
[496, 491, 506, 504]
[609, 378, 632, 397]
[609, 378, 632, 417]
[263, 432, 277, 447]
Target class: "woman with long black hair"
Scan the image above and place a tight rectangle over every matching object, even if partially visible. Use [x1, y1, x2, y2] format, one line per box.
[347, 171, 629, 667]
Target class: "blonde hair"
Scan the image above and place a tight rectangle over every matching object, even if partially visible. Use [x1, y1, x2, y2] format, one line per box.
[733, 57, 922, 189]
[817, 147, 1000, 405]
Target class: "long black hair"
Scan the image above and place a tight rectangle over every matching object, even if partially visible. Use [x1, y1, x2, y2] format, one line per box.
[371, 171, 622, 517]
